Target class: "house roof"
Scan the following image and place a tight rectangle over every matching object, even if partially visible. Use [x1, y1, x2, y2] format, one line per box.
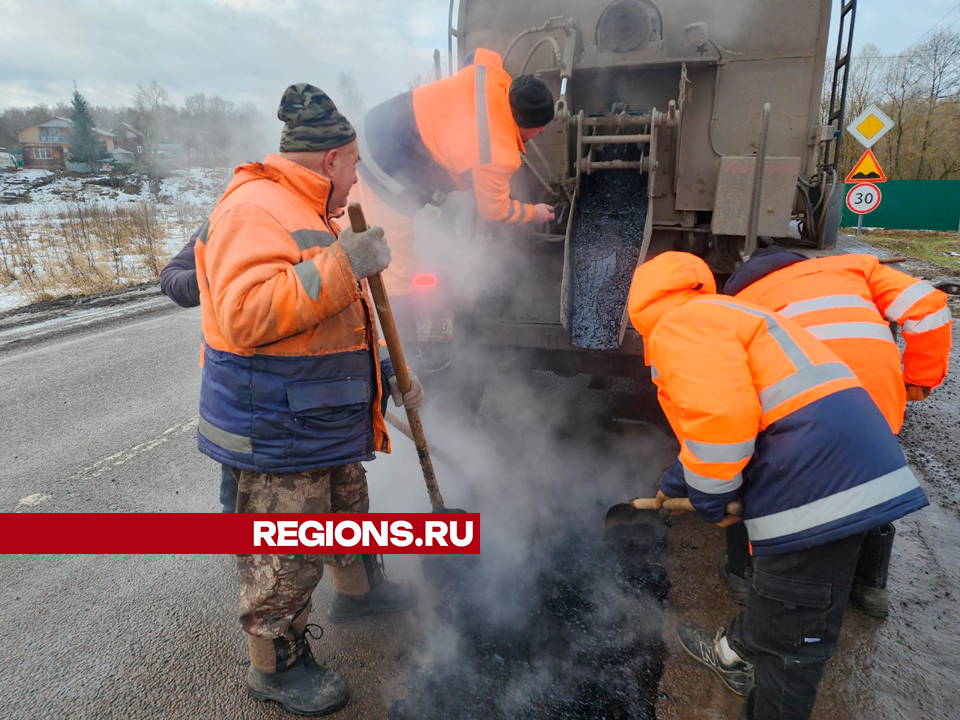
[118, 122, 145, 137]
[20, 116, 118, 137]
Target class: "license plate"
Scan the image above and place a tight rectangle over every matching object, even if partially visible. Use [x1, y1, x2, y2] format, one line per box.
[417, 317, 454, 342]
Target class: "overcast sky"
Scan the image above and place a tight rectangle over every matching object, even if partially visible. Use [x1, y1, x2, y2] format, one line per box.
[0, 0, 956, 117]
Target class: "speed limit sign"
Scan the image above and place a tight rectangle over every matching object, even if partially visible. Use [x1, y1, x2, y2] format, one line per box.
[846, 182, 882, 214]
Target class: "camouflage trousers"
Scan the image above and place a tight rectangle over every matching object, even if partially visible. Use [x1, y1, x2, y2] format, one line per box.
[235, 463, 369, 642]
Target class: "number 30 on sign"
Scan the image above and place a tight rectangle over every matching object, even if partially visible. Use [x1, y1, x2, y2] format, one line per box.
[846, 182, 881, 215]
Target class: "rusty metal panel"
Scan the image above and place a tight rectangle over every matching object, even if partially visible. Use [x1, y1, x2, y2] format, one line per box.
[711, 156, 801, 237]
[676, 57, 818, 212]
[675, 64, 721, 211]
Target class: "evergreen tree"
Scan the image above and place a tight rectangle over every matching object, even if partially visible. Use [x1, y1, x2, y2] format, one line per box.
[68, 86, 106, 165]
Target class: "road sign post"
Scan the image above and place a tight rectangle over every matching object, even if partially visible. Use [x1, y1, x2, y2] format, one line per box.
[846, 183, 881, 238]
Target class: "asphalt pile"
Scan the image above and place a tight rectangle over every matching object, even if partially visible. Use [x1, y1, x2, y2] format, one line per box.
[569, 146, 649, 350]
[389, 520, 669, 720]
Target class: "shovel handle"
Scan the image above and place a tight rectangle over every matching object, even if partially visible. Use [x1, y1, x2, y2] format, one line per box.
[347, 203, 446, 512]
[630, 497, 743, 516]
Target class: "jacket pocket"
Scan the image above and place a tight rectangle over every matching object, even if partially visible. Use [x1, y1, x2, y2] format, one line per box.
[286, 377, 371, 432]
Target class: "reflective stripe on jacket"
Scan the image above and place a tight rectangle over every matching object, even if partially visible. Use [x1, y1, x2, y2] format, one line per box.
[628, 252, 927, 555]
[195, 154, 390, 472]
[726, 250, 951, 433]
[361, 48, 537, 224]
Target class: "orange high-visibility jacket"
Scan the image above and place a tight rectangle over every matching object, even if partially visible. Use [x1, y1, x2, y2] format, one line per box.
[628, 252, 926, 555]
[725, 250, 951, 433]
[359, 48, 537, 224]
[195, 153, 390, 472]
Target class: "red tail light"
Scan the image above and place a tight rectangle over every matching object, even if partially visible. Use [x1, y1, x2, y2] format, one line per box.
[413, 273, 437, 289]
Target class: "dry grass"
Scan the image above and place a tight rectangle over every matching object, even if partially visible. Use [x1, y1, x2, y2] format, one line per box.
[846, 228, 960, 272]
[0, 202, 180, 303]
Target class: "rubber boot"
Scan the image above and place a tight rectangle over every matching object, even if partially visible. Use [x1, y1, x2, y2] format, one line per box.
[720, 523, 752, 604]
[851, 523, 894, 619]
[245, 602, 349, 716]
[328, 555, 418, 623]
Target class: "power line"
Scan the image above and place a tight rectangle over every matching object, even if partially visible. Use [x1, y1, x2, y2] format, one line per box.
[903, 1, 960, 51]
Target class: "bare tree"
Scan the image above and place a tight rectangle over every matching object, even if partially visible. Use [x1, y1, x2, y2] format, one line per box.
[337, 71, 365, 119]
[132, 80, 173, 153]
[910, 30, 960, 179]
[408, 73, 434, 91]
[879, 52, 922, 177]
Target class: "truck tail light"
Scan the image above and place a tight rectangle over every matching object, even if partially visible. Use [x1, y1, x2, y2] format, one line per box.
[413, 273, 437, 289]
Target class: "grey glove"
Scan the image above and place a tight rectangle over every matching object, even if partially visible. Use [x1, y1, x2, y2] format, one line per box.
[388, 369, 424, 411]
[338, 225, 390, 279]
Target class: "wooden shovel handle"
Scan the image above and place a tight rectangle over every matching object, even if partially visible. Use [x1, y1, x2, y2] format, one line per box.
[630, 497, 743, 516]
[347, 203, 446, 512]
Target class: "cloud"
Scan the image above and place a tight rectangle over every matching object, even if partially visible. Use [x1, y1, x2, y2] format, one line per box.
[2, 0, 950, 120]
[0, 0, 448, 115]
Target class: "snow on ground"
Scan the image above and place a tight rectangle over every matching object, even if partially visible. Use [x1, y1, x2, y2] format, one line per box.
[0, 167, 230, 214]
[0, 167, 230, 312]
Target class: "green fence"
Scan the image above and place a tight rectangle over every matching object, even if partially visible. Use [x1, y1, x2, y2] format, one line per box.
[841, 180, 960, 232]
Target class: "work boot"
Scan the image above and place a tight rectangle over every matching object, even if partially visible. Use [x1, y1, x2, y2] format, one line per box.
[719, 551, 751, 605]
[246, 606, 349, 716]
[328, 554, 418, 623]
[676, 624, 754, 697]
[850, 584, 889, 618]
[850, 523, 895, 619]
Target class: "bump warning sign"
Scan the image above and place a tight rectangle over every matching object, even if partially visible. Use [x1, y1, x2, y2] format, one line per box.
[845, 149, 887, 183]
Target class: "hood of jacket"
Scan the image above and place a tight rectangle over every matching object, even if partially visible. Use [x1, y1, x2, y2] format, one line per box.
[221, 153, 334, 220]
[627, 252, 717, 339]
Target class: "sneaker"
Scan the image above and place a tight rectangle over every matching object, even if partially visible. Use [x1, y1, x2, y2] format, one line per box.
[850, 583, 889, 619]
[719, 551, 751, 605]
[676, 624, 754, 697]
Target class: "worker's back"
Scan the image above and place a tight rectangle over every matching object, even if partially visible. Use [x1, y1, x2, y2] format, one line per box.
[360, 49, 524, 210]
[412, 48, 521, 181]
[628, 252, 928, 556]
[725, 250, 951, 433]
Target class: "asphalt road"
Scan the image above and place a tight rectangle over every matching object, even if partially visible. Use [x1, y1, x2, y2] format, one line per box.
[0, 301, 432, 720]
[2, 282, 959, 720]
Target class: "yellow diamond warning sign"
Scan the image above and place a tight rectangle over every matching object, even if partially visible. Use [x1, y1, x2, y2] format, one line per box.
[845, 149, 887, 183]
[857, 114, 885, 140]
[847, 104, 895, 149]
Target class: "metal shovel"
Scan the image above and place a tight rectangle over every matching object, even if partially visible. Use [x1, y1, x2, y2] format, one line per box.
[605, 496, 742, 529]
[347, 203, 465, 514]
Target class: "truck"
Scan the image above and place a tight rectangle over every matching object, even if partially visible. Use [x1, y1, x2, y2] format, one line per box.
[411, 0, 857, 409]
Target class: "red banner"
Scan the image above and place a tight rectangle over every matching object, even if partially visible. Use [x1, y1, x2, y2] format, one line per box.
[0, 513, 480, 554]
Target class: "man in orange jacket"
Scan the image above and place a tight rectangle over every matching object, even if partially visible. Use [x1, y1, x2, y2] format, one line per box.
[354, 49, 556, 339]
[720, 248, 951, 617]
[196, 84, 422, 716]
[627, 252, 927, 720]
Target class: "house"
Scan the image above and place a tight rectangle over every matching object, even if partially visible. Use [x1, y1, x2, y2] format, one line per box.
[17, 117, 117, 170]
[112, 122, 145, 158]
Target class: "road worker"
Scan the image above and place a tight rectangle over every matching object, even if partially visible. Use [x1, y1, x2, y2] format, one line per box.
[720, 248, 951, 617]
[627, 251, 928, 720]
[354, 49, 556, 341]
[160, 228, 241, 514]
[196, 84, 421, 717]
